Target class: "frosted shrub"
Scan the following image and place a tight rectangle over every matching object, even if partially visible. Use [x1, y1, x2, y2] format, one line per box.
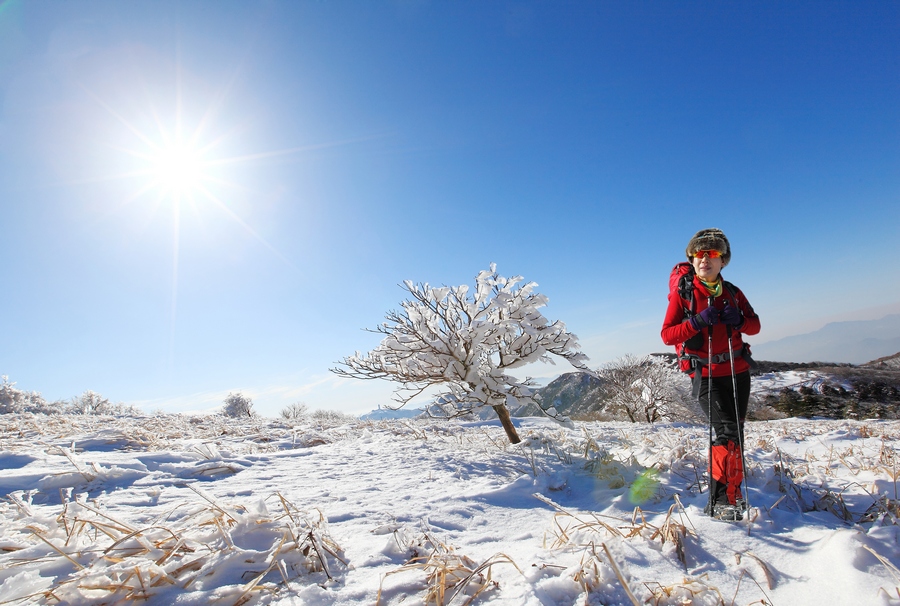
[0, 376, 25, 414]
[1, 379, 134, 416]
[223, 391, 254, 417]
[309, 409, 357, 426]
[0, 376, 55, 414]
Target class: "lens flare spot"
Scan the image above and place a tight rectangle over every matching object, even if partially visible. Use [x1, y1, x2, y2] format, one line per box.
[629, 468, 660, 504]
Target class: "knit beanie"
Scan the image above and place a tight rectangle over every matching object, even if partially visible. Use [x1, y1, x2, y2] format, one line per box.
[686, 228, 731, 267]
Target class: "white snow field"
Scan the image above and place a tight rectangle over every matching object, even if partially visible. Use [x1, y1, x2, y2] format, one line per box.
[1, 413, 899, 605]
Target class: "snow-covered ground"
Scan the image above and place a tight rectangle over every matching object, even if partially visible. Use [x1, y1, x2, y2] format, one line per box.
[1, 413, 899, 605]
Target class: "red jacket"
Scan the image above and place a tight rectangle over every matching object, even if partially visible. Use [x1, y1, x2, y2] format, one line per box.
[661, 273, 760, 378]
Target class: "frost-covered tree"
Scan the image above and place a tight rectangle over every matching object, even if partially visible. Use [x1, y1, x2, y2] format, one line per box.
[222, 392, 254, 417]
[598, 354, 697, 423]
[332, 264, 590, 444]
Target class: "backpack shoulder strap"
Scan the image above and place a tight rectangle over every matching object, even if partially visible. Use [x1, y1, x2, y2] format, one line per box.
[722, 280, 738, 297]
[678, 266, 696, 316]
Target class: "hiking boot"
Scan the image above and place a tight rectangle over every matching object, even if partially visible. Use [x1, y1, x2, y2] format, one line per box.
[735, 498, 748, 512]
[712, 503, 743, 521]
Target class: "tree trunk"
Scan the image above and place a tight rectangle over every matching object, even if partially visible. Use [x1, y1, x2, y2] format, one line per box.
[492, 405, 521, 444]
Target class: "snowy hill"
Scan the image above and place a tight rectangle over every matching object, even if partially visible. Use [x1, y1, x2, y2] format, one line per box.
[751, 313, 900, 364]
[863, 351, 900, 370]
[1, 413, 899, 604]
[534, 372, 605, 418]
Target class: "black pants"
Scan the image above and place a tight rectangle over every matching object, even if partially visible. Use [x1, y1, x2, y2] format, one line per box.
[699, 370, 751, 506]
[698, 370, 750, 446]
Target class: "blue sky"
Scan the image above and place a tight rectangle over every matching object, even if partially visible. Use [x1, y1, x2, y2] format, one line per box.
[1, 1, 898, 416]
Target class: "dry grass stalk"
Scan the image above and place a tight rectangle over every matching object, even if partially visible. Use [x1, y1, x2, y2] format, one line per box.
[672, 494, 697, 534]
[70, 499, 139, 534]
[190, 463, 241, 477]
[182, 483, 240, 525]
[232, 532, 290, 605]
[862, 544, 900, 585]
[401, 421, 429, 440]
[538, 503, 625, 548]
[730, 568, 775, 606]
[103, 525, 181, 561]
[735, 551, 776, 590]
[27, 528, 84, 570]
[601, 542, 640, 606]
[7, 492, 34, 517]
[51, 446, 97, 482]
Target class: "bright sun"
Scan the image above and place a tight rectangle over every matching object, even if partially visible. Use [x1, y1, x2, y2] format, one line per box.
[150, 139, 206, 197]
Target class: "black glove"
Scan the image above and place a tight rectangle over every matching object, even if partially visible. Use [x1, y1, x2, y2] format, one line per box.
[720, 301, 743, 328]
[689, 306, 720, 331]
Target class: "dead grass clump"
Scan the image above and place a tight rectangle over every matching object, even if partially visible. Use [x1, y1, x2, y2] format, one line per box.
[762, 433, 900, 526]
[813, 489, 854, 521]
[644, 576, 725, 606]
[536, 494, 695, 570]
[648, 501, 694, 568]
[860, 495, 900, 525]
[535, 494, 624, 548]
[568, 543, 640, 606]
[377, 531, 520, 606]
[582, 446, 630, 489]
[520, 430, 574, 465]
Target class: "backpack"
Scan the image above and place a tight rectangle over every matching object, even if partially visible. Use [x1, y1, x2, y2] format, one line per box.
[668, 262, 739, 374]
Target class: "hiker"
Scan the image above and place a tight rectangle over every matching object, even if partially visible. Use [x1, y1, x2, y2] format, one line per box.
[661, 228, 761, 521]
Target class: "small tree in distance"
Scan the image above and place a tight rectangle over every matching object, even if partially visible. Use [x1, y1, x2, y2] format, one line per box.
[280, 401, 308, 421]
[599, 354, 697, 423]
[332, 264, 590, 444]
[223, 392, 254, 418]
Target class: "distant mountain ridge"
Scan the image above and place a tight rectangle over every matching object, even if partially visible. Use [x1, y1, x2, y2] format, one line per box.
[359, 346, 900, 422]
[359, 407, 424, 421]
[750, 314, 900, 364]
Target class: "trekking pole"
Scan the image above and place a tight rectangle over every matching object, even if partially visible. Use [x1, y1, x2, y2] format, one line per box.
[706, 296, 715, 517]
[726, 324, 751, 515]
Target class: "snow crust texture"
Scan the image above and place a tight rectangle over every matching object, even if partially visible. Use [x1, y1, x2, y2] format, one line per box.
[1, 413, 900, 605]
